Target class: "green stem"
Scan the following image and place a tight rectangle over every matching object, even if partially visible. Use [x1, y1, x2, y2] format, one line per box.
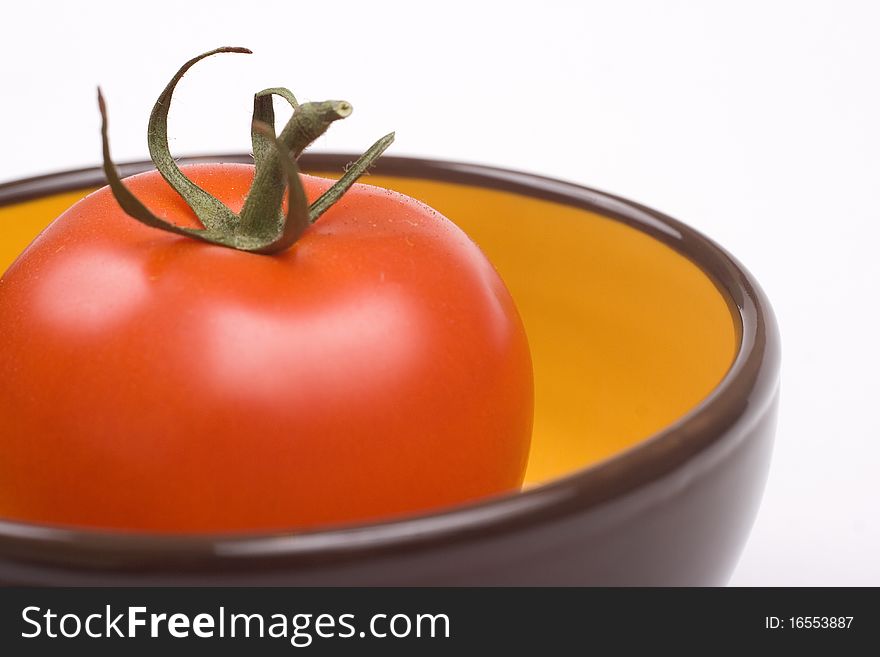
[237, 100, 352, 236]
[98, 47, 393, 255]
[251, 87, 299, 174]
[309, 132, 395, 222]
[99, 88, 235, 248]
[147, 47, 250, 232]
[250, 121, 311, 254]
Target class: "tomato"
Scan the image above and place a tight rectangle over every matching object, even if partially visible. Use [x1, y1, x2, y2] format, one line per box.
[0, 164, 534, 533]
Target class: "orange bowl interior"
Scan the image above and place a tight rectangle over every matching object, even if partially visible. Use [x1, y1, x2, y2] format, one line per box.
[0, 173, 738, 487]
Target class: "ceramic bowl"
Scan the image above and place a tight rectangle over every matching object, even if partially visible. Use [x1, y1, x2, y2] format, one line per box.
[0, 154, 779, 585]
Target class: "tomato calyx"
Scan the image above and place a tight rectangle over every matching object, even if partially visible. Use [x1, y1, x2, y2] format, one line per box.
[98, 47, 394, 255]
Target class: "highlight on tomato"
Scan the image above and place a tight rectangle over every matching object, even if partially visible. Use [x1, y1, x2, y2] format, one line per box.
[0, 48, 534, 533]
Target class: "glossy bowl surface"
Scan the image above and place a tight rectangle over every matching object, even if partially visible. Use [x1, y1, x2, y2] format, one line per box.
[0, 155, 779, 585]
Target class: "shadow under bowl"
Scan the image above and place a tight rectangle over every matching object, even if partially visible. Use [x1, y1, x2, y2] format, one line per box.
[0, 154, 780, 585]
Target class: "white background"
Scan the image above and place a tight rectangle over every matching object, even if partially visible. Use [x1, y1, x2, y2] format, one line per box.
[1, 1, 877, 585]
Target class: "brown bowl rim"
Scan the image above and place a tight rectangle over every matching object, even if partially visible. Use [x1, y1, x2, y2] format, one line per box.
[0, 154, 780, 574]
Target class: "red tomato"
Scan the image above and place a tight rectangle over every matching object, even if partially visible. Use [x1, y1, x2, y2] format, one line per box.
[0, 164, 533, 533]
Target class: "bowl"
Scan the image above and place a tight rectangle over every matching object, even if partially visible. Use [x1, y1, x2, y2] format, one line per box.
[0, 154, 779, 585]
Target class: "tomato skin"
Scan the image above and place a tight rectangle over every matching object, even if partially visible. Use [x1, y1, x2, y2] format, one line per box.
[0, 164, 533, 533]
